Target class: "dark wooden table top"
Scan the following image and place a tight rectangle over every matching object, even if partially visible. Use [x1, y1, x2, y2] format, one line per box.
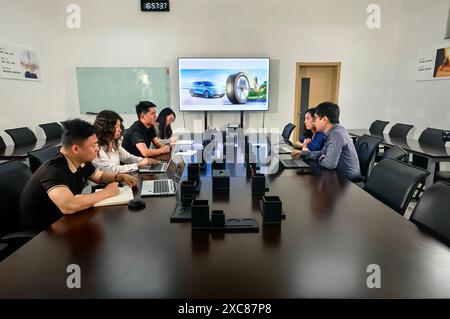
[348, 129, 450, 159]
[1, 162, 450, 298]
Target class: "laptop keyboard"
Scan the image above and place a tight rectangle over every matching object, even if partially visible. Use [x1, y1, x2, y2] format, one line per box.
[283, 159, 299, 166]
[145, 163, 165, 171]
[154, 180, 171, 193]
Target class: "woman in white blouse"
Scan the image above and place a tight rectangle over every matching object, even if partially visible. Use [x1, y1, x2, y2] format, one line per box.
[93, 110, 158, 173]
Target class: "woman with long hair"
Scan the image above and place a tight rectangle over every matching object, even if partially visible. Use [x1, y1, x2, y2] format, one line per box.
[155, 107, 176, 141]
[291, 107, 326, 158]
[93, 110, 158, 173]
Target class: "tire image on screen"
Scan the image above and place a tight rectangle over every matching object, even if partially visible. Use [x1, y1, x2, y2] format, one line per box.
[226, 72, 250, 104]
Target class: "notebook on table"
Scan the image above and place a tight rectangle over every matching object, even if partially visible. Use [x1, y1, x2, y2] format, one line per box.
[93, 186, 134, 207]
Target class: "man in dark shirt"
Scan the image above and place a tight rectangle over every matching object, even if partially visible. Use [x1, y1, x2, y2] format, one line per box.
[20, 119, 138, 232]
[122, 101, 171, 157]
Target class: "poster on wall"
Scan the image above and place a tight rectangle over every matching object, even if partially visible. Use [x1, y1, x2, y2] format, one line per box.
[416, 42, 450, 81]
[0, 41, 41, 81]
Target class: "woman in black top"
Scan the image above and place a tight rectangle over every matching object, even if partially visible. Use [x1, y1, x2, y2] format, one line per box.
[155, 107, 176, 140]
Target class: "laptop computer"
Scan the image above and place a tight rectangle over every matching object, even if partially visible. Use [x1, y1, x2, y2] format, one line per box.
[274, 144, 293, 154]
[138, 159, 170, 174]
[140, 159, 186, 196]
[278, 155, 309, 169]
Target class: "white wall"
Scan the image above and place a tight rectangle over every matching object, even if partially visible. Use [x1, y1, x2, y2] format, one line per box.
[53, 0, 401, 133]
[389, 0, 450, 139]
[0, 0, 66, 133]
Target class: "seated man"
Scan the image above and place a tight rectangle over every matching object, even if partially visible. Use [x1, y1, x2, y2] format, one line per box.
[122, 101, 171, 158]
[292, 102, 361, 180]
[291, 108, 326, 153]
[20, 119, 138, 232]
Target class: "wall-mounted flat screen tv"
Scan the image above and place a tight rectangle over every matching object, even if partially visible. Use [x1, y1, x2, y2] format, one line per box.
[178, 58, 269, 111]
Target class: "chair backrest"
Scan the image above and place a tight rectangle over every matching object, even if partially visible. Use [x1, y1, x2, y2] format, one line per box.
[388, 123, 414, 139]
[38, 122, 63, 139]
[418, 128, 446, 146]
[0, 135, 5, 151]
[381, 145, 408, 161]
[27, 145, 60, 173]
[0, 160, 32, 236]
[369, 120, 389, 135]
[410, 181, 450, 245]
[411, 128, 446, 170]
[4, 127, 37, 146]
[282, 123, 296, 142]
[355, 134, 382, 179]
[363, 158, 430, 215]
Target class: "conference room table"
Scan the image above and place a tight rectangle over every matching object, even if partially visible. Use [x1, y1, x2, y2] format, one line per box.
[0, 137, 61, 160]
[348, 129, 450, 187]
[1, 152, 450, 298]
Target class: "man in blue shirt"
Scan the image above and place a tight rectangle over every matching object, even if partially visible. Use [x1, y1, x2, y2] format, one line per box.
[292, 102, 361, 180]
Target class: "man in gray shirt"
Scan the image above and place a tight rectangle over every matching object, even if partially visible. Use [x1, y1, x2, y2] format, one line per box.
[292, 102, 361, 180]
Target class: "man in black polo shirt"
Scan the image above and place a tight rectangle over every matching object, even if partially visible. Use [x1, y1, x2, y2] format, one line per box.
[20, 119, 138, 232]
[122, 101, 171, 157]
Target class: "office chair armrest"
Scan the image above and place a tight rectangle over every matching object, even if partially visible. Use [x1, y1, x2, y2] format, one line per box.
[1, 231, 38, 243]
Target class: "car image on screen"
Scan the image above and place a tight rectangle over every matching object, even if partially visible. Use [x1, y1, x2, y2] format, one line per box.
[189, 81, 225, 99]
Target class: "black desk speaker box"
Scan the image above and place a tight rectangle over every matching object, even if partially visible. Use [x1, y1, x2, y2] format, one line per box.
[210, 210, 225, 228]
[212, 170, 230, 191]
[188, 163, 201, 181]
[260, 196, 283, 224]
[191, 200, 210, 229]
[180, 180, 196, 198]
[181, 194, 195, 208]
[251, 173, 267, 194]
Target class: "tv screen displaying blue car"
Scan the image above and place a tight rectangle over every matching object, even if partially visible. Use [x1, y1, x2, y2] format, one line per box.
[178, 58, 269, 111]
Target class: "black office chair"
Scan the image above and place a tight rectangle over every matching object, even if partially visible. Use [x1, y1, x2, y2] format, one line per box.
[375, 123, 414, 162]
[354, 134, 382, 182]
[381, 145, 408, 161]
[0, 135, 5, 151]
[0, 161, 38, 261]
[39, 122, 63, 140]
[27, 145, 60, 173]
[388, 123, 414, 139]
[363, 158, 430, 215]
[281, 123, 296, 145]
[410, 181, 450, 245]
[412, 128, 448, 174]
[4, 127, 37, 146]
[60, 120, 70, 129]
[369, 120, 389, 136]
[410, 128, 450, 198]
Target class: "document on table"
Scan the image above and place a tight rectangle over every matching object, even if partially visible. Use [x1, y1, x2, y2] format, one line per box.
[171, 140, 194, 145]
[93, 186, 134, 207]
